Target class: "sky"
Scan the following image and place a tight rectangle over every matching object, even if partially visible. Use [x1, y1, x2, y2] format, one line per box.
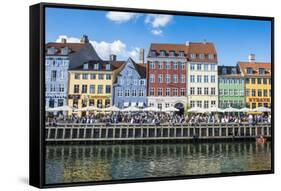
[45, 7, 271, 65]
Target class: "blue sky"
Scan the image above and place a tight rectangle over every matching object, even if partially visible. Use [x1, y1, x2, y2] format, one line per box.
[46, 7, 271, 65]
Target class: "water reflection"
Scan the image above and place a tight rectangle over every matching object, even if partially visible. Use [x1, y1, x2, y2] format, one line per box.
[45, 142, 271, 184]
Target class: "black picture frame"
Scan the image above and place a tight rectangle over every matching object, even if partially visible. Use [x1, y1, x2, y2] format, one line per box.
[30, 2, 274, 188]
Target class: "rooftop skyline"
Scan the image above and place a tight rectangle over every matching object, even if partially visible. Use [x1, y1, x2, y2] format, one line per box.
[46, 7, 271, 65]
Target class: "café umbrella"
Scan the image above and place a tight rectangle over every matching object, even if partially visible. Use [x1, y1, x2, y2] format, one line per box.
[162, 107, 179, 112]
[239, 107, 252, 113]
[121, 106, 141, 112]
[188, 107, 207, 113]
[102, 106, 121, 112]
[46, 105, 74, 112]
[253, 107, 271, 113]
[223, 107, 240, 113]
[75, 105, 100, 112]
[207, 106, 224, 113]
[142, 107, 161, 112]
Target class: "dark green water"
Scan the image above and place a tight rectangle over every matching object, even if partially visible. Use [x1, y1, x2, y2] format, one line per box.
[45, 142, 271, 184]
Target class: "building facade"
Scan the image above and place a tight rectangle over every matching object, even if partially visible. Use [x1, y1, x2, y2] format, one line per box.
[68, 60, 123, 116]
[113, 58, 147, 108]
[218, 66, 245, 108]
[147, 43, 188, 113]
[186, 42, 218, 109]
[238, 54, 271, 109]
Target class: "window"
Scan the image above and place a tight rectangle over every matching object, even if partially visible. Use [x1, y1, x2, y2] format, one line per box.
[197, 75, 202, 83]
[263, 78, 267, 84]
[246, 68, 253, 74]
[166, 74, 171, 83]
[82, 73, 88, 79]
[258, 89, 262, 97]
[158, 74, 163, 83]
[106, 85, 111, 94]
[229, 89, 233, 96]
[83, 63, 89, 70]
[133, 79, 138, 85]
[180, 75, 185, 83]
[98, 74, 104, 80]
[98, 85, 103, 94]
[169, 51, 175, 57]
[190, 64, 195, 71]
[252, 103, 257, 109]
[125, 89, 130, 96]
[166, 88, 170, 96]
[245, 89, 250, 96]
[211, 75, 216, 83]
[180, 62, 185, 70]
[51, 70, 57, 81]
[74, 85, 79, 93]
[211, 101, 216, 107]
[49, 99, 55, 108]
[219, 89, 223, 95]
[173, 75, 178, 83]
[160, 50, 166, 56]
[204, 100, 209, 109]
[82, 85, 87, 93]
[259, 68, 265, 75]
[58, 99, 64, 107]
[251, 78, 256, 84]
[211, 65, 216, 71]
[150, 51, 156, 57]
[269, 79, 271, 84]
[224, 89, 228, 96]
[173, 62, 178, 70]
[166, 62, 171, 69]
[264, 89, 268, 97]
[190, 75, 195, 83]
[179, 51, 184, 57]
[90, 85, 95, 94]
[199, 53, 205, 59]
[90, 74, 96, 79]
[197, 64, 202, 70]
[158, 88, 163, 96]
[131, 89, 137, 96]
[257, 78, 262, 84]
[180, 88, 185, 96]
[158, 103, 162, 109]
[106, 74, 111, 80]
[191, 53, 196, 59]
[222, 68, 227, 75]
[150, 62, 155, 69]
[117, 90, 122, 97]
[106, 64, 110, 70]
[208, 54, 214, 60]
[245, 78, 250, 84]
[59, 84, 64, 92]
[173, 88, 178, 96]
[149, 88, 154, 96]
[94, 64, 99, 70]
[190, 87, 195, 95]
[149, 74, 155, 83]
[211, 88, 216, 95]
[231, 68, 237, 74]
[204, 64, 209, 71]
[204, 75, 208, 83]
[252, 89, 256, 97]
[50, 84, 55, 92]
[197, 101, 202, 108]
[197, 87, 202, 95]
[158, 62, 163, 69]
[234, 89, 238, 96]
[139, 90, 144, 96]
[204, 87, 209, 95]
[140, 80, 145, 85]
[190, 101, 195, 108]
[165, 103, 170, 108]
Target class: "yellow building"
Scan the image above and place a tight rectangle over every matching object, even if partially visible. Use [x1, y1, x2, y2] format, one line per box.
[68, 60, 124, 116]
[238, 55, 271, 109]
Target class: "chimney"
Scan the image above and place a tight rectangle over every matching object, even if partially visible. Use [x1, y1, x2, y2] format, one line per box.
[109, 54, 117, 61]
[185, 41, 190, 46]
[139, 48, 145, 64]
[80, 35, 89, 44]
[61, 38, 67, 43]
[248, 54, 256, 63]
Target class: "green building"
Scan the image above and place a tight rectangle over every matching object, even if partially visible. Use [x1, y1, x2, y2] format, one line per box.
[218, 66, 245, 108]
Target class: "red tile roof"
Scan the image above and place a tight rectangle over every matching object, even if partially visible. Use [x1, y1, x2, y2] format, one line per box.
[238, 61, 271, 77]
[45, 42, 87, 55]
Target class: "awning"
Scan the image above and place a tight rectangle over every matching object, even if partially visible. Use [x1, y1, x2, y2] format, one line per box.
[138, 102, 144, 107]
[131, 102, 136, 107]
[124, 102, 129, 107]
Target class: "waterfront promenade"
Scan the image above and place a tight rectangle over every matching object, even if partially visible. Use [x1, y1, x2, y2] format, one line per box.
[45, 123, 271, 142]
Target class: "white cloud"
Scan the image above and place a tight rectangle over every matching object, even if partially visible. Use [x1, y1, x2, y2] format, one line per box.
[151, 29, 163, 36]
[145, 14, 172, 28]
[106, 11, 139, 23]
[55, 35, 140, 61]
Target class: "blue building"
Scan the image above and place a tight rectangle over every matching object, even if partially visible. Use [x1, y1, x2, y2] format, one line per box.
[45, 35, 101, 108]
[113, 58, 147, 108]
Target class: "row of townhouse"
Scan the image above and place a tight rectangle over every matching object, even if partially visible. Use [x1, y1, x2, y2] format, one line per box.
[45, 36, 271, 116]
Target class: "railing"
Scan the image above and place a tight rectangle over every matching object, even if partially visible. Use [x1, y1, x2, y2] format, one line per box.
[45, 123, 271, 142]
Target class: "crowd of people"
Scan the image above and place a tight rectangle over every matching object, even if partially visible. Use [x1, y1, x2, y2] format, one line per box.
[46, 111, 271, 126]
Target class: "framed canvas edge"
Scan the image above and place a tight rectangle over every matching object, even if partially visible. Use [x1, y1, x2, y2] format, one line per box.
[29, 2, 275, 189]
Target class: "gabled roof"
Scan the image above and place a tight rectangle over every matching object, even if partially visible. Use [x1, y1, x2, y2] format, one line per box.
[238, 61, 271, 77]
[127, 58, 147, 78]
[45, 42, 86, 55]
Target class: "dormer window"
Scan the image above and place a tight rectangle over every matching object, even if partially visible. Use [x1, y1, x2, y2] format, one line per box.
[160, 50, 166, 56]
[47, 47, 56, 55]
[222, 67, 227, 75]
[169, 51, 175, 57]
[199, 53, 205, 59]
[208, 54, 214, 59]
[151, 51, 157, 57]
[231, 68, 237, 74]
[179, 51, 184, 57]
[61, 47, 69, 55]
[190, 53, 196, 59]
[259, 68, 265, 75]
[83, 63, 89, 70]
[94, 63, 99, 70]
[246, 67, 253, 75]
[106, 63, 110, 70]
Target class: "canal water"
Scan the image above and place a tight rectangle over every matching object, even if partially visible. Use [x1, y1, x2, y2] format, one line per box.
[45, 141, 271, 184]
